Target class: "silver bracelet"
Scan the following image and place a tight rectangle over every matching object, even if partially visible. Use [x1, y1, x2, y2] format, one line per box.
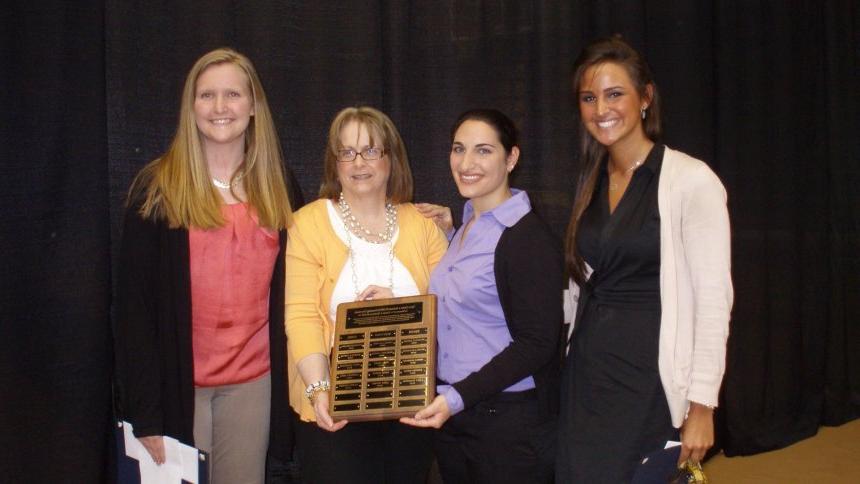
[304, 380, 330, 404]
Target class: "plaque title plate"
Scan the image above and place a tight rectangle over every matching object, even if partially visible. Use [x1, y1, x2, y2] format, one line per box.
[330, 295, 436, 422]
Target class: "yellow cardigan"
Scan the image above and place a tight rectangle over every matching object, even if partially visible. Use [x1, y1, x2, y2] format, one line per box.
[284, 198, 449, 420]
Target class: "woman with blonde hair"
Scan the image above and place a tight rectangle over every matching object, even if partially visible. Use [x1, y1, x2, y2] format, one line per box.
[285, 106, 448, 483]
[115, 48, 295, 483]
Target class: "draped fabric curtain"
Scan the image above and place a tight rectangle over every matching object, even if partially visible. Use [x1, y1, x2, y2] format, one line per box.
[2, 1, 857, 481]
[1, 2, 113, 480]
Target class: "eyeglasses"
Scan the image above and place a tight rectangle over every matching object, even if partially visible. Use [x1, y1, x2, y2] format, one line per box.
[337, 147, 386, 162]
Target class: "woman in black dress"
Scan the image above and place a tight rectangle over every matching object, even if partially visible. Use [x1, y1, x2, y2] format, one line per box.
[557, 36, 733, 482]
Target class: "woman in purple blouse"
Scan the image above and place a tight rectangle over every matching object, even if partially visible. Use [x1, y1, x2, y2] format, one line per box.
[402, 109, 564, 483]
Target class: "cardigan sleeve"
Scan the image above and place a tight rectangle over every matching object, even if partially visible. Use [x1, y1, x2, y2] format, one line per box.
[682, 165, 734, 407]
[266, 229, 294, 459]
[423, 213, 449, 275]
[284, 207, 330, 364]
[396, 203, 449, 288]
[452, 214, 564, 408]
[114, 202, 165, 438]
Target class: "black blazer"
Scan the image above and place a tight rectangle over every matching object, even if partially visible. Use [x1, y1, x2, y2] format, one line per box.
[451, 211, 564, 416]
[113, 198, 293, 459]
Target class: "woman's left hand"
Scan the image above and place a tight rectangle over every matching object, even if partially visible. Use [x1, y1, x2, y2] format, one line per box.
[357, 285, 394, 301]
[399, 395, 451, 429]
[678, 402, 715, 465]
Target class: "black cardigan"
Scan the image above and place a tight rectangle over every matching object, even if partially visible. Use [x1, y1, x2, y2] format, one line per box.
[113, 200, 293, 459]
[451, 211, 564, 416]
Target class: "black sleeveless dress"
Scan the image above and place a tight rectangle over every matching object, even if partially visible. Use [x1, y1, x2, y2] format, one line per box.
[557, 145, 678, 483]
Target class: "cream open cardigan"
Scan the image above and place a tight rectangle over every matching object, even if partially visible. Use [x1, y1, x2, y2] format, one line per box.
[565, 147, 733, 428]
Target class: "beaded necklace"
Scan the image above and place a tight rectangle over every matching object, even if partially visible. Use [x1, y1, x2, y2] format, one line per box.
[337, 192, 397, 297]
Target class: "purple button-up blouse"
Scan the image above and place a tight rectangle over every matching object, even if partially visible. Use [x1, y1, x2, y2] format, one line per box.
[431, 189, 536, 415]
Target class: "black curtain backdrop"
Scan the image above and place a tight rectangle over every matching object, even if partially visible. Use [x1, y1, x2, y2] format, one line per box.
[1, 2, 114, 481]
[2, 1, 858, 482]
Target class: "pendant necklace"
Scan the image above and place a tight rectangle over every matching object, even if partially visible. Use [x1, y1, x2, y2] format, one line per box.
[608, 159, 643, 191]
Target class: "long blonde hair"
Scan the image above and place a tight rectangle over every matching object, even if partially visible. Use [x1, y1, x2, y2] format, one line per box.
[128, 48, 292, 229]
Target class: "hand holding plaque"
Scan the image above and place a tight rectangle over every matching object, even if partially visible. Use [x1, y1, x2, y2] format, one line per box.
[399, 394, 451, 429]
[329, 295, 437, 422]
[356, 284, 394, 301]
[312, 390, 347, 432]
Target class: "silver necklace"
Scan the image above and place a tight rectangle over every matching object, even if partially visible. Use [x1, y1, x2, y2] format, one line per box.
[337, 193, 397, 297]
[337, 192, 397, 242]
[212, 170, 246, 189]
[608, 160, 643, 191]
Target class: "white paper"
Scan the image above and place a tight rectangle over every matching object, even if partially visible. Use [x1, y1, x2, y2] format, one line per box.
[121, 421, 202, 484]
[664, 440, 682, 449]
[177, 438, 203, 482]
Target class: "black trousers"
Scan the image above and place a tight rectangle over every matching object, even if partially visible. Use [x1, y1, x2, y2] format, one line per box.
[434, 391, 556, 484]
[294, 415, 433, 484]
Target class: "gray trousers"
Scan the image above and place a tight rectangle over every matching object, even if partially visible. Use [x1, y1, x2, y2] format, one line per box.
[194, 372, 270, 484]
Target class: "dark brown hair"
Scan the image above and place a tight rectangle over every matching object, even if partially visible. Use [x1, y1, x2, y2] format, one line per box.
[565, 35, 662, 284]
[450, 108, 520, 154]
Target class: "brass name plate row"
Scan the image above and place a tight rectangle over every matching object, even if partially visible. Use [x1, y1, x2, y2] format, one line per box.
[329, 295, 437, 422]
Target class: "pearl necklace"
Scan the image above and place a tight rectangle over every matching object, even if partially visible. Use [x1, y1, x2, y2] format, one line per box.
[212, 170, 246, 189]
[608, 160, 643, 191]
[337, 192, 397, 242]
[337, 192, 397, 297]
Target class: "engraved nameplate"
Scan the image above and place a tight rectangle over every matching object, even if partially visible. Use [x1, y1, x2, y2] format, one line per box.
[329, 295, 437, 422]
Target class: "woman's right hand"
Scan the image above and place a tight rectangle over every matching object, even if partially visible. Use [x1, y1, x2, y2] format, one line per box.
[138, 435, 166, 465]
[312, 391, 348, 432]
[415, 203, 454, 236]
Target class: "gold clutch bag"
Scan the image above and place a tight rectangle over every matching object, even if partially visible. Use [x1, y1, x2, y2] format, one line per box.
[668, 459, 708, 484]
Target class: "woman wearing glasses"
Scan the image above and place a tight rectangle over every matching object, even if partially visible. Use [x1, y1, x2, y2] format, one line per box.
[284, 106, 448, 483]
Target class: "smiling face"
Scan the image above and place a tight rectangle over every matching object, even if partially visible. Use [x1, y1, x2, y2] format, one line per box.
[193, 62, 255, 152]
[578, 62, 651, 152]
[336, 120, 391, 202]
[449, 119, 519, 213]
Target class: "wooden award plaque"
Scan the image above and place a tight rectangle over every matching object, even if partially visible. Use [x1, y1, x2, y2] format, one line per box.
[329, 294, 437, 422]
